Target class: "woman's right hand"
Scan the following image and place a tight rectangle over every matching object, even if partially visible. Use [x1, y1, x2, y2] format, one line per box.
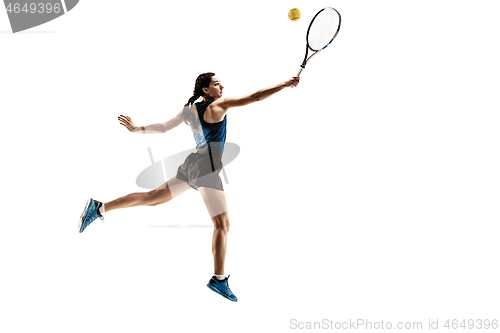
[283, 76, 300, 88]
[118, 115, 137, 132]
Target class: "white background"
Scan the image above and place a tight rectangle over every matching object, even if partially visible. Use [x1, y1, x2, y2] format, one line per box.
[1, 0, 499, 332]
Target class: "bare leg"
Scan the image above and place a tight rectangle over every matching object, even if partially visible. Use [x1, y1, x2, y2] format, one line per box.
[104, 177, 191, 212]
[211, 211, 229, 275]
[199, 187, 229, 275]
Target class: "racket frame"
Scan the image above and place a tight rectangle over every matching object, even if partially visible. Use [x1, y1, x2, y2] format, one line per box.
[297, 7, 341, 76]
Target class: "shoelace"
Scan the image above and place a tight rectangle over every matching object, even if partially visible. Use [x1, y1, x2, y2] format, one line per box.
[222, 280, 233, 295]
[85, 208, 104, 226]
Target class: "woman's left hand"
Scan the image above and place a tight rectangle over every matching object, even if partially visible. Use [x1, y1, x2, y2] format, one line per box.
[118, 115, 137, 132]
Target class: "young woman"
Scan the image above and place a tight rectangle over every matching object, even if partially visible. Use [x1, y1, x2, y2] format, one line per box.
[78, 73, 300, 302]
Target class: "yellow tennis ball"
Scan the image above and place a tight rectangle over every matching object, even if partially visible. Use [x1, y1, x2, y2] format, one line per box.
[288, 8, 301, 21]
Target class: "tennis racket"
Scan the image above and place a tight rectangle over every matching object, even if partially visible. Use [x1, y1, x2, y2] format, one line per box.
[297, 7, 342, 76]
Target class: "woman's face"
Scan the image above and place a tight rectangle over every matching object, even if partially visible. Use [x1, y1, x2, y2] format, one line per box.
[203, 76, 224, 100]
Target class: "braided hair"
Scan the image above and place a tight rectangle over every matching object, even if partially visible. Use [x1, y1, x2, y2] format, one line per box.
[182, 72, 215, 132]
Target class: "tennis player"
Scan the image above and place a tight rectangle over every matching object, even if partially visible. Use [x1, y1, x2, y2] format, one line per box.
[78, 73, 300, 301]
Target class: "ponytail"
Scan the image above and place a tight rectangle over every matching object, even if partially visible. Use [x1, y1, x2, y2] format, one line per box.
[184, 93, 201, 107]
[182, 72, 215, 132]
[182, 93, 202, 132]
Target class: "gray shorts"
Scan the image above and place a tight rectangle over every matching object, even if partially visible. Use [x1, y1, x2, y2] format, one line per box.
[176, 148, 224, 191]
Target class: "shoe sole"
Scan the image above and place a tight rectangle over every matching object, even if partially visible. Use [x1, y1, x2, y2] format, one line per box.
[78, 198, 92, 233]
[206, 285, 237, 302]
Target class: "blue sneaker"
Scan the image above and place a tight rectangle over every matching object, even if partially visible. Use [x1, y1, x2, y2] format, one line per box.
[79, 198, 104, 233]
[207, 275, 238, 302]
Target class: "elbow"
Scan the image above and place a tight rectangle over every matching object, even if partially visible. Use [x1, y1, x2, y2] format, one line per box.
[251, 92, 263, 102]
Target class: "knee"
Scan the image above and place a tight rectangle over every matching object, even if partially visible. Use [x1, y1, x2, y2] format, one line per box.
[146, 190, 161, 206]
[214, 217, 230, 233]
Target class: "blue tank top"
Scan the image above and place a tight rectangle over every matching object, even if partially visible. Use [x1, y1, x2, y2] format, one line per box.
[193, 99, 227, 154]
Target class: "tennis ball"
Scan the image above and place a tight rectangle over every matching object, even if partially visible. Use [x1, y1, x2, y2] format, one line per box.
[288, 8, 301, 21]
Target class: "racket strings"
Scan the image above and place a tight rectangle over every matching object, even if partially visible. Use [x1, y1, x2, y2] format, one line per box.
[307, 8, 340, 51]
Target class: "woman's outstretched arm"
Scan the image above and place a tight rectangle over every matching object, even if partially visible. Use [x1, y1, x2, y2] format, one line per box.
[118, 110, 184, 134]
[214, 76, 300, 111]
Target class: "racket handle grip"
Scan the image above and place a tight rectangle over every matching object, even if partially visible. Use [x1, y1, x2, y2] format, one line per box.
[297, 67, 304, 76]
